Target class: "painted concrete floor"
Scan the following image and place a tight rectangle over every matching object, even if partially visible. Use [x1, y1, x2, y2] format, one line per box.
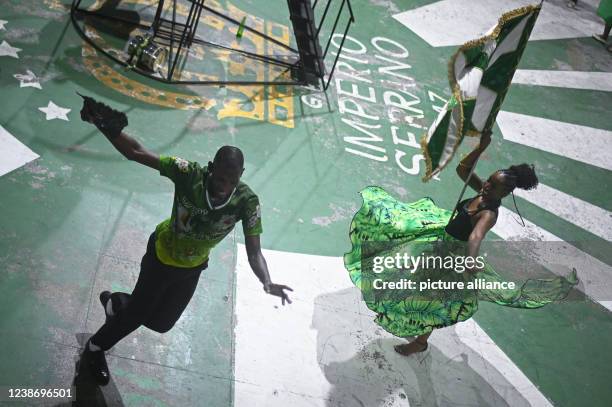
[0, 0, 611, 406]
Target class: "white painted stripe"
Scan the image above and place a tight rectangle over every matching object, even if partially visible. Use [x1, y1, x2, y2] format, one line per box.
[513, 70, 612, 92]
[493, 207, 612, 312]
[497, 111, 612, 171]
[493, 206, 560, 241]
[600, 301, 612, 311]
[233, 245, 552, 407]
[0, 125, 39, 177]
[392, 0, 602, 47]
[454, 320, 553, 407]
[515, 183, 612, 241]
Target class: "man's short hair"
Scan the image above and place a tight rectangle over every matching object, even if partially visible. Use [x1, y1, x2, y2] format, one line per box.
[213, 146, 244, 171]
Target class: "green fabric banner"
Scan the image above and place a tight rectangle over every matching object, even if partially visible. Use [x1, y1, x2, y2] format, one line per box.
[422, 4, 541, 181]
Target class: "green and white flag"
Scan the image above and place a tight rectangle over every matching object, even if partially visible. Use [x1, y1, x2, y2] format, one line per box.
[422, 4, 541, 181]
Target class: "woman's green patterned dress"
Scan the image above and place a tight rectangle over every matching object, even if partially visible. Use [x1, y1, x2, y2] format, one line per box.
[344, 186, 578, 338]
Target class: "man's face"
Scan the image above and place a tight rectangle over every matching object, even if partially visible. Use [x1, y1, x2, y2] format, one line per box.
[208, 163, 242, 202]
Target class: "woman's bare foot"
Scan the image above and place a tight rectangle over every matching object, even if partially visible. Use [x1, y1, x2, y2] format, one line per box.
[394, 340, 428, 356]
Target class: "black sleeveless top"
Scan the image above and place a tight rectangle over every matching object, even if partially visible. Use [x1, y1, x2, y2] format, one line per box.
[444, 196, 500, 241]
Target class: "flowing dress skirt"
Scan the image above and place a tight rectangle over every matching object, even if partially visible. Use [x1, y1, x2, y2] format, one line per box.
[598, 0, 612, 25]
[343, 187, 578, 338]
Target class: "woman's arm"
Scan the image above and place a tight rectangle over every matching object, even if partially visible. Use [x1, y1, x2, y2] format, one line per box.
[466, 210, 497, 271]
[456, 130, 492, 192]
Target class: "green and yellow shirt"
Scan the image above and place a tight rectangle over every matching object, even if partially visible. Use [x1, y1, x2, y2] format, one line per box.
[155, 155, 263, 268]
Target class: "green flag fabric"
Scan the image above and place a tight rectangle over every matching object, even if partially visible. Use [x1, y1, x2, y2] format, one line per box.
[422, 4, 541, 181]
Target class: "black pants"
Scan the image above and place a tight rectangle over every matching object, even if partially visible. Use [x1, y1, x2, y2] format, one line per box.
[90, 232, 208, 351]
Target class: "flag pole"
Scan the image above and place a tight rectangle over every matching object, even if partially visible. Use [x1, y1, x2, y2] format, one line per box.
[446, 147, 482, 226]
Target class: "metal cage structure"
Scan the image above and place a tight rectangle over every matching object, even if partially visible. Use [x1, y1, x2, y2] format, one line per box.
[70, 0, 354, 89]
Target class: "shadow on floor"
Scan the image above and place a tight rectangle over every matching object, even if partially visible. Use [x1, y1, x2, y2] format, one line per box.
[312, 288, 531, 407]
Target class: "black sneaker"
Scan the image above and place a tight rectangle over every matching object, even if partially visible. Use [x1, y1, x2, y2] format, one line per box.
[99, 291, 112, 322]
[84, 340, 110, 385]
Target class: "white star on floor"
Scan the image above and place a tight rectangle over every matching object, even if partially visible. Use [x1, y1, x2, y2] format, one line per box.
[0, 40, 21, 58]
[0, 20, 7, 31]
[13, 70, 42, 89]
[38, 101, 71, 121]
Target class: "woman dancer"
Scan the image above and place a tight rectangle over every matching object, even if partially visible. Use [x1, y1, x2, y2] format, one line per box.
[592, 0, 612, 52]
[344, 131, 578, 356]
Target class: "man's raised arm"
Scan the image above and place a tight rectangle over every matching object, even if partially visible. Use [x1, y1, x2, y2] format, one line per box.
[79, 94, 160, 171]
[107, 132, 160, 171]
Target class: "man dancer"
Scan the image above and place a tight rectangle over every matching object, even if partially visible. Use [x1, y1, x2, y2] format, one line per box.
[79, 98, 293, 385]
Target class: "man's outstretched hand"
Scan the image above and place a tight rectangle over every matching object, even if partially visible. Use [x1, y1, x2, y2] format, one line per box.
[264, 283, 293, 305]
[77, 92, 128, 139]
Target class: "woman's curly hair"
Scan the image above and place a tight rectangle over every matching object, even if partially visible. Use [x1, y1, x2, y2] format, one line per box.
[502, 164, 539, 191]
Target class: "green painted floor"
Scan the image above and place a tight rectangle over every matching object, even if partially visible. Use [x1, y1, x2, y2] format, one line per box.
[1, 0, 611, 406]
